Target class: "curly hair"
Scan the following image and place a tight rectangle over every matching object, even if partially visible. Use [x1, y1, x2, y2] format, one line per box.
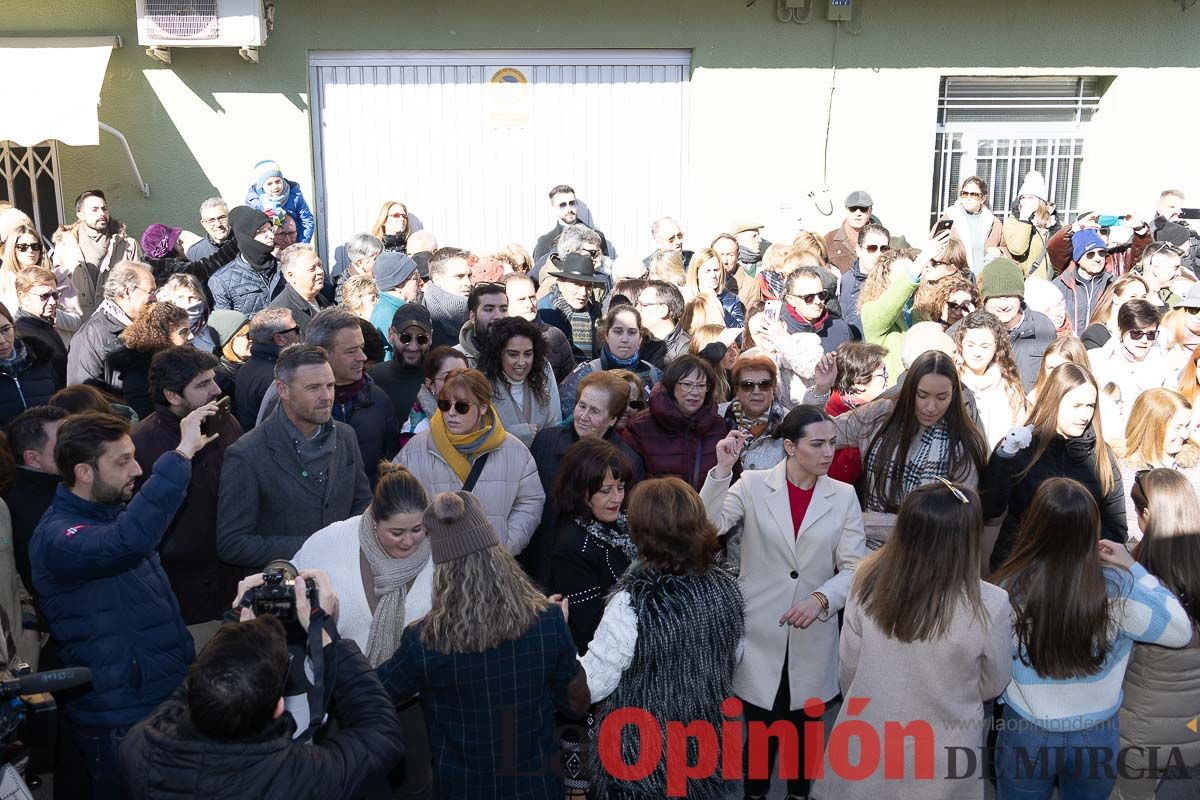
[952, 310, 1027, 415]
[858, 248, 919, 311]
[914, 274, 978, 326]
[477, 316, 551, 406]
[119, 301, 189, 353]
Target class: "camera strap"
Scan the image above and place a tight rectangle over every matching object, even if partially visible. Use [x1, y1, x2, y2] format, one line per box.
[461, 451, 490, 493]
[295, 609, 338, 744]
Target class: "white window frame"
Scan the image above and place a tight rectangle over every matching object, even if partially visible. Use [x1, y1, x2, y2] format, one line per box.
[0, 140, 64, 236]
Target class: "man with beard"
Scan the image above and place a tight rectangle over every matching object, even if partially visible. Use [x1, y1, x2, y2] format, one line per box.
[208, 207, 284, 316]
[455, 282, 509, 367]
[186, 198, 232, 261]
[218, 344, 371, 570]
[369, 303, 433, 420]
[132, 347, 245, 631]
[31, 406, 216, 799]
[52, 189, 142, 323]
[532, 184, 610, 262]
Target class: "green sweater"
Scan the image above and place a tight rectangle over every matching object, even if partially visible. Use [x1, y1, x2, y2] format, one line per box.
[861, 272, 920, 387]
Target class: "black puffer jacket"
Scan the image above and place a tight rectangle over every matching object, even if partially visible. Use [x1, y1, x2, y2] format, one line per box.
[0, 337, 62, 427]
[105, 346, 157, 420]
[982, 426, 1127, 572]
[119, 636, 404, 800]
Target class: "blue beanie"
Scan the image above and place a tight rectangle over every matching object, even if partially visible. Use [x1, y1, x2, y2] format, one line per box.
[1072, 229, 1107, 263]
[255, 160, 283, 191]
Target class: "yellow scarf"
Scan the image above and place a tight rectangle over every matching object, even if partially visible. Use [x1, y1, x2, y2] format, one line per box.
[428, 406, 508, 482]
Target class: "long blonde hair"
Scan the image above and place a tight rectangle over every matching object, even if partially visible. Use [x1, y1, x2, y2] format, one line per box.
[1023, 363, 1116, 494]
[369, 200, 410, 240]
[1122, 388, 1191, 469]
[1, 224, 51, 276]
[419, 495, 549, 654]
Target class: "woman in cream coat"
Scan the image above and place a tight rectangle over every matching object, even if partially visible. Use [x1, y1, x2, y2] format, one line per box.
[700, 405, 866, 800]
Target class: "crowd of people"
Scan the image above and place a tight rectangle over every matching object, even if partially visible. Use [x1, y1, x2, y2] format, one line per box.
[0, 168, 1197, 800]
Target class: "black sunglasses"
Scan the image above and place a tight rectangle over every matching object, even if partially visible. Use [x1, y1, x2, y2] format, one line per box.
[848, 206, 871, 213]
[399, 332, 430, 346]
[947, 299, 975, 312]
[863, 244, 891, 254]
[1127, 329, 1159, 341]
[627, 399, 648, 411]
[437, 399, 473, 414]
[1081, 249, 1106, 260]
[738, 379, 775, 391]
[14, 242, 42, 253]
[788, 292, 825, 305]
[278, 326, 300, 337]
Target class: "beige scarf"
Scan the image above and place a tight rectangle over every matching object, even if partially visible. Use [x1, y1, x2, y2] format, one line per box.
[358, 508, 431, 666]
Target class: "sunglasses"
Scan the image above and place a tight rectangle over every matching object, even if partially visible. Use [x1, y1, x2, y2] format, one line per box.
[947, 299, 975, 313]
[1081, 249, 1106, 260]
[788, 292, 825, 305]
[31, 290, 61, 302]
[934, 476, 969, 504]
[848, 206, 871, 213]
[437, 399, 473, 414]
[863, 244, 891, 254]
[627, 399, 648, 411]
[14, 242, 43, 253]
[738, 379, 775, 391]
[557, 200, 578, 209]
[277, 326, 300, 337]
[388, 212, 407, 219]
[1183, 307, 1200, 315]
[960, 190, 984, 199]
[399, 332, 430, 346]
[1127, 328, 1160, 341]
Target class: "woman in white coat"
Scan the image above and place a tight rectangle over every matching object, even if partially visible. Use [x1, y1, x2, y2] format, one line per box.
[700, 405, 867, 800]
[291, 461, 435, 798]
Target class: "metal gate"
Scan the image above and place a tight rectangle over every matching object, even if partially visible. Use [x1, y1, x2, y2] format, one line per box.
[309, 49, 691, 261]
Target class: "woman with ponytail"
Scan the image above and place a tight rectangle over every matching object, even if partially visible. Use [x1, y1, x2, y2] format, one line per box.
[293, 462, 435, 797]
[991, 477, 1191, 799]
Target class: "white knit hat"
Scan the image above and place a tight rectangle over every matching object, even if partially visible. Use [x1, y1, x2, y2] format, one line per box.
[1017, 170, 1048, 203]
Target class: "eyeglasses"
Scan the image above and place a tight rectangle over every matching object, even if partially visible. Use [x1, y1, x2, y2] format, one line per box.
[277, 326, 300, 337]
[635, 298, 664, 308]
[664, 233, 685, 242]
[677, 381, 708, 395]
[1183, 307, 1200, 315]
[14, 242, 42, 253]
[788, 292, 825, 305]
[934, 476, 969, 504]
[857, 368, 888, 386]
[30, 289, 60, 302]
[556, 200, 578, 209]
[398, 332, 430, 346]
[947, 299, 975, 313]
[201, 214, 228, 225]
[848, 206, 871, 213]
[627, 399, 648, 411]
[863, 244, 891, 254]
[388, 212, 407, 219]
[582, 248, 601, 259]
[738, 378, 775, 391]
[1127, 328, 1160, 341]
[1134, 469, 1150, 491]
[1081, 249, 1106, 261]
[437, 399, 473, 414]
[960, 190, 984, 199]
[0, 325, 14, 337]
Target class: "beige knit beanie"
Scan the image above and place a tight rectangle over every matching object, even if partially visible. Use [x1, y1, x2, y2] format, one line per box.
[423, 491, 499, 564]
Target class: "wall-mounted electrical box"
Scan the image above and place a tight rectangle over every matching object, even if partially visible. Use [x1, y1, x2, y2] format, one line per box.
[828, 0, 853, 21]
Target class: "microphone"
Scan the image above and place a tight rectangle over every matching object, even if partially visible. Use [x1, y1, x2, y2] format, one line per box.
[0, 667, 92, 698]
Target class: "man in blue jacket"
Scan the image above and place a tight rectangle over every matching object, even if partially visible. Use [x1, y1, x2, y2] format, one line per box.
[31, 405, 218, 799]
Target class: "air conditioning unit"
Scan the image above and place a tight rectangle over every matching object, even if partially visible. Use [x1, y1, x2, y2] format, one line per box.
[135, 0, 271, 63]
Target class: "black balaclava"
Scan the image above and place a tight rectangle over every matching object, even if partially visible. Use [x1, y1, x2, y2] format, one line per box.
[229, 206, 275, 268]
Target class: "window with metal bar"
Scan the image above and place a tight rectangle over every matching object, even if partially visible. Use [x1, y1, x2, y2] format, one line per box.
[0, 141, 63, 237]
[930, 76, 1103, 228]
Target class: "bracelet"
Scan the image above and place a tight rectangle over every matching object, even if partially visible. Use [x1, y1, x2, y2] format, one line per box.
[811, 591, 829, 613]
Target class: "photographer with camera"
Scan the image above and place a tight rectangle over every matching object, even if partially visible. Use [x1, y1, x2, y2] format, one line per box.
[120, 568, 404, 799]
[30, 405, 220, 799]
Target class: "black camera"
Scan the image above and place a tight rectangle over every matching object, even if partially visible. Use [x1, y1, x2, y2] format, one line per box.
[0, 664, 91, 769]
[381, 232, 407, 253]
[246, 560, 319, 623]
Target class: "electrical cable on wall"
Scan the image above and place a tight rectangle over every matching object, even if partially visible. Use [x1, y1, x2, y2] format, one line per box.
[775, 0, 815, 24]
[808, 19, 840, 217]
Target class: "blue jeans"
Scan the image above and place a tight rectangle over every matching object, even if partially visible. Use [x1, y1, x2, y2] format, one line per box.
[72, 723, 130, 800]
[994, 704, 1119, 800]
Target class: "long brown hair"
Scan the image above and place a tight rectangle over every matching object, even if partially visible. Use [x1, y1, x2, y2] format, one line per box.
[953, 309, 1027, 417]
[992, 477, 1116, 678]
[863, 351, 988, 513]
[1132, 468, 1200, 627]
[1021, 363, 1116, 494]
[420, 493, 549, 653]
[1086, 273, 1148, 328]
[1178, 342, 1200, 405]
[1028, 335, 1089, 404]
[853, 481, 986, 642]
